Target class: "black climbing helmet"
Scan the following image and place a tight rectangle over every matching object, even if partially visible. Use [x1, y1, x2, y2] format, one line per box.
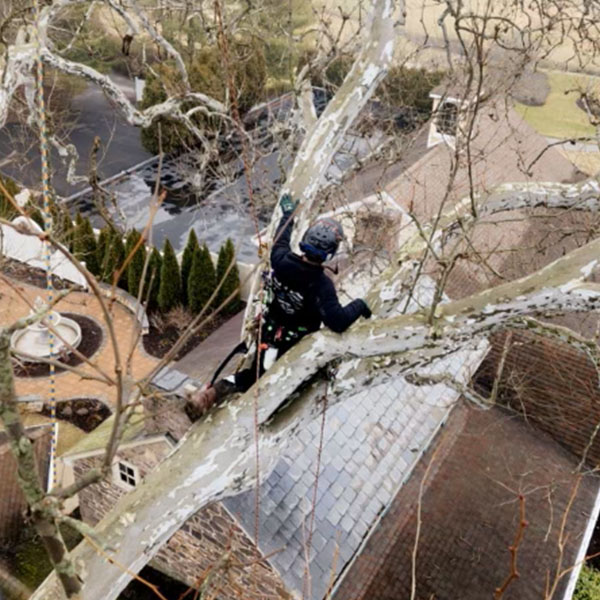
[299, 217, 344, 262]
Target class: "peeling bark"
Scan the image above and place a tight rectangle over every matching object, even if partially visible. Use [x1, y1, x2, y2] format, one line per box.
[243, 0, 402, 338]
[31, 230, 600, 600]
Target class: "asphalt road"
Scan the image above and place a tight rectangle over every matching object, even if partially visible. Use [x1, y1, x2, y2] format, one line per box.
[0, 72, 152, 197]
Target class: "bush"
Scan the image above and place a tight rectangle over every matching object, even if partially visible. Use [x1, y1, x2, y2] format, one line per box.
[102, 230, 126, 288]
[139, 39, 267, 154]
[575, 566, 600, 600]
[158, 239, 181, 313]
[96, 226, 110, 271]
[379, 66, 446, 115]
[180, 229, 199, 306]
[145, 247, 162, 310]
[59, 212, 75, 251]
[187, 244, 216, 314]
[73, 216, 99, 276]
[125, 229, 147, 299]
[0, 174, 20, 220]
[216, 238, 241, 315]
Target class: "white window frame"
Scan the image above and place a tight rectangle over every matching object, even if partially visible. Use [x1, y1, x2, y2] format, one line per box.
[427, 96, 460, 149]
[112, 459, 139, 490]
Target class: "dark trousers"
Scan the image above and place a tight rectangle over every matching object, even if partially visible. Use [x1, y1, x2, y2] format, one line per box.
[233, 335, 295, 392]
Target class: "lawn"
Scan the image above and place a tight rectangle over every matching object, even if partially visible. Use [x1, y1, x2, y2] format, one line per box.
[514, 70, 599, 139]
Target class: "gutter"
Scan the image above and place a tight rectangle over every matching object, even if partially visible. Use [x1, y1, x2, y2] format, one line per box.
[562, 479, 600, 600]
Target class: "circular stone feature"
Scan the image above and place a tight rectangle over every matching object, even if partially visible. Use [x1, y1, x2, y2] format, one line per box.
[12, 313, 103, 378]
[11, 311, 82, 361]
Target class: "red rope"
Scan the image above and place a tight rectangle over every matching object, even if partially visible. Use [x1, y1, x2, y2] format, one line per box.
[303, 384, 328, 599]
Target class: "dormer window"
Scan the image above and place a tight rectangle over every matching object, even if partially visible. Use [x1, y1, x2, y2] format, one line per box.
[113, 460, 139, 489]
[427, 95, 461, 149]
[436, 101, 458, 136]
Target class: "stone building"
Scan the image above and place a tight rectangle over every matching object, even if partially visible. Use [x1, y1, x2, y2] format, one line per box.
[62, 87, 600, 599]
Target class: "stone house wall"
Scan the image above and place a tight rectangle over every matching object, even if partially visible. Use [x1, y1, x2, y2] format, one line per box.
[72, 441, 290, 599]
[474, 330, 600, 466]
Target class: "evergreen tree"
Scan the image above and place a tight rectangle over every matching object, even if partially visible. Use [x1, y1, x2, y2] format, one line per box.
[188, 244, 216, 314]
[96, 226, 110, 271]
[180, 229, 199, 306]
[28, 207, 45, 230]
[158, 239, 181, 312]
[216, 238, 242, 315]
[60, 212, 75, 251]
[125, 229, 147, 299]
[103, 230, 126, 288]
[0, 175, 20, 220]
[145, 247, 162, 310]
[74, 216, 99, 276]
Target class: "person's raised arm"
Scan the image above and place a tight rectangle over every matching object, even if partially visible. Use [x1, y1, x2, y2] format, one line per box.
[315, 276, 371, 333]
[271, 194, 298, 267]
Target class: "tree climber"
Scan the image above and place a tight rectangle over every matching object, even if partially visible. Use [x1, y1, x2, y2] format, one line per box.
[185, 194, 372, 420]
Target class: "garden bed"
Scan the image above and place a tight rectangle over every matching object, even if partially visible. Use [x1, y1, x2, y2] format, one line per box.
[40, 398, 110, 432]
[142, 311, 232, 359]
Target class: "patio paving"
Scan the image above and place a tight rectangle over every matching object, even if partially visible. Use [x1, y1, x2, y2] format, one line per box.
[1, 277, 158, 406]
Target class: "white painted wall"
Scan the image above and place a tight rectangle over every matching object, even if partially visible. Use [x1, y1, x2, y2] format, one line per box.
[0, 216, 88, 288]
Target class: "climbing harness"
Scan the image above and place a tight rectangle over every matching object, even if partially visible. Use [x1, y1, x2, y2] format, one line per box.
[33, 0, 58, 489]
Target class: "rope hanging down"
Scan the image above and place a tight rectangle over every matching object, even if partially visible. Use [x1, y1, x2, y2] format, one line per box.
[32, 0, 58, 489]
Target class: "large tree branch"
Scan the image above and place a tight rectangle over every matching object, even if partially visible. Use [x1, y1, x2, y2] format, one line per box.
[31, 226, 600, 600]
[242, 0, 402, 338]
[370, 177, 600, 318]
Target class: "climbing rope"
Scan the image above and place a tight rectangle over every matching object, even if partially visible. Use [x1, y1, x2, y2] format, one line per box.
[32, 0, 58, 489]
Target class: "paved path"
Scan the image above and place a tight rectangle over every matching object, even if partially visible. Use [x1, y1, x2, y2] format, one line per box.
[1, 277, 158, 406]
[174, 311, 244, 383]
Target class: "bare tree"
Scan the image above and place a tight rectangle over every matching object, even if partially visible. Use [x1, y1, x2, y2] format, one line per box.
[1, 0, 600, 599]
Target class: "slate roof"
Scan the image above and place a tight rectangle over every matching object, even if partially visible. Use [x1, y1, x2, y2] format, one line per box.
[223, 344, 488, 599]
[222, 100, 586, 598]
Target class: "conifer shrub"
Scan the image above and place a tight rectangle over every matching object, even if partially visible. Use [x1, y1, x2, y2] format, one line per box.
[146, 247, 162, 310]
[73, 216, 99, 276]
[187, 244, 216, 314]
[216, 238, 241, 315]
[125, 229, 147, 299]
[158, 239, 181, 312]
[0, 174, 20, 220]
[103, 229, 126, 288]
[180, 228, 199, 306]
[96, 227, 110, 271]
[60, 212, 75, 251]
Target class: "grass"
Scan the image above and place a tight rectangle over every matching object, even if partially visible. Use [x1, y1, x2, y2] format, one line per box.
[20, 412, 87, 456]
[8, 522, 82, 589]
[514, 70, 599, 139]
[559, 150, 600, 175]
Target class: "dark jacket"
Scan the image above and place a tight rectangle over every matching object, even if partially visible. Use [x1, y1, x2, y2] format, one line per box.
[268, 214, 365, 335]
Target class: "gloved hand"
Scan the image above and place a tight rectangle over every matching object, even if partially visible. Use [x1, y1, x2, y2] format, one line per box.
[279, 193, 299, 216]
[359, 299, 372, 319]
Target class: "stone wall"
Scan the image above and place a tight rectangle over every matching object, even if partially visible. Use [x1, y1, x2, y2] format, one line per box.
[0, 426, 51, 545]
[474, 330, 600, 466]
[73, 442, 290, 598]
[74, 440, 172, 526]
